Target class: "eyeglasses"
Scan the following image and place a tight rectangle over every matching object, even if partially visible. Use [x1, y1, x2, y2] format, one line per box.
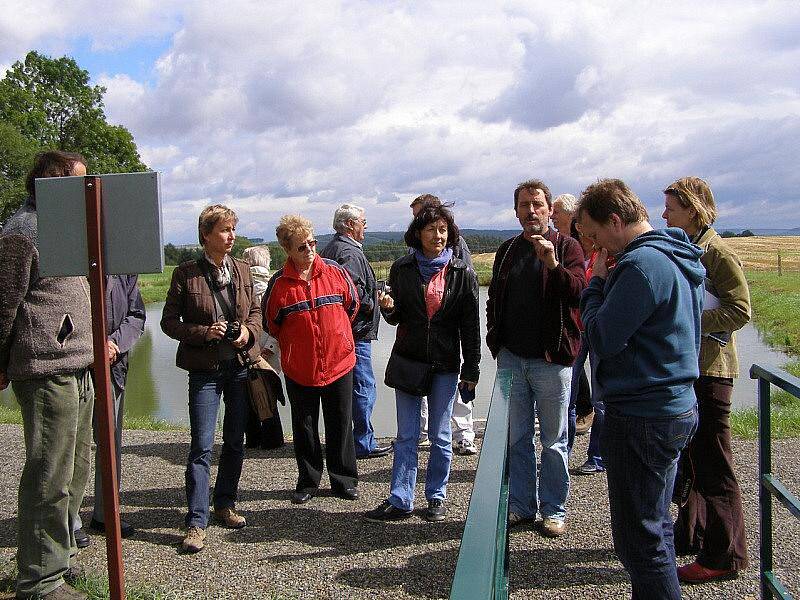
[296, 239, 317, 253]
[351, 218, 367, 226]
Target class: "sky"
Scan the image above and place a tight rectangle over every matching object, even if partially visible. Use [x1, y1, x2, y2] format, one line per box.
[2, 1, 799, 243]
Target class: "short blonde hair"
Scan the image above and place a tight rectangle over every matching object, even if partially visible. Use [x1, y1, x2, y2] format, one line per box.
[553, 193, 578, 214]
[242, 245, 271, 269]
[664, 177, 717, 228]
[198, 204, 238, 246]
[276, 215, 314, 250]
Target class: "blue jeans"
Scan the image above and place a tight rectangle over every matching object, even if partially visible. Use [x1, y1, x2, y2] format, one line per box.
[569, 336, 604, 467]
[389, 372, 458, 511]
[186, 361, 249, 528]
[353, 340, 377, 456]
[601, 406, 698, 600]
[499, 349, 571, 520]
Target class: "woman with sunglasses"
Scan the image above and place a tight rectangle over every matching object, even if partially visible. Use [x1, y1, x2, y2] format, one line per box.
[264, 215, 361, 504]
[662, 177, 751, 584]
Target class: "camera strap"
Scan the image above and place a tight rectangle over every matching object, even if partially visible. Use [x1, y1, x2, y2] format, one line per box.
[197, 258, 237, 322]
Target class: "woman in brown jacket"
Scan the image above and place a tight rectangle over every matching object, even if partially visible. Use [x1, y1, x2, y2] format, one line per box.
[161, 205, 263, 554]
[662, 177, 751, 584]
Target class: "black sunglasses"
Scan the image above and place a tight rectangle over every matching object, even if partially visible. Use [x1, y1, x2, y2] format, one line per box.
[297, 239, 317, 253]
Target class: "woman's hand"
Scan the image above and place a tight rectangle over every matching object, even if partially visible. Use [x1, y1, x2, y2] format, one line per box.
[378, 290, 394, 311]
[205, 320, 227, 342]
[232, 325, 250, 348]
[592, 248, 609, 279]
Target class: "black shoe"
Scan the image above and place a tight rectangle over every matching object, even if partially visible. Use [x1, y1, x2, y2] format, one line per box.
[365, 501, 412, 522]
[89, 518, 135, 538]
[74, 528, 90, 549]
[291, 491, 314, 504]
[424, 499, 447, 522]
[332, 487, 359, 501]
[357, 444, 393, 459]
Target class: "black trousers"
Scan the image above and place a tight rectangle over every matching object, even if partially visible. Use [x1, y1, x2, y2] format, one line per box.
[674, 376, 748, 570]
[576, 368, 592, 417]
[285, 370, 358, 494]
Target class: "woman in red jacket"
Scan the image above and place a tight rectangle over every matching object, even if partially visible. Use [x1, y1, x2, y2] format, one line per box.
[264, 215, 360, 504]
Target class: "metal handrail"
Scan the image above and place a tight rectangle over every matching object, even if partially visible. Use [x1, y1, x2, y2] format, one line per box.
[749, 363, 800, 600]
[450, 368, 513, 600]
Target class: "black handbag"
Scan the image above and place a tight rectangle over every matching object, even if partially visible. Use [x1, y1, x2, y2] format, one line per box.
[384, 352, 433, 396]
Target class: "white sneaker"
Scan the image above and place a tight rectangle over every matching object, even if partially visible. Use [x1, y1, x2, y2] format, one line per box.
[454, 439, 477, 456]
[418, 438, 432, 448]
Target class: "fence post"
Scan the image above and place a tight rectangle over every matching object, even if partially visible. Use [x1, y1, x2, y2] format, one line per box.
[777, 253, 782, 276]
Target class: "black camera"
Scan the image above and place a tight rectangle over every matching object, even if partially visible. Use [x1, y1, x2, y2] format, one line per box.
[223, 321, 241, 342]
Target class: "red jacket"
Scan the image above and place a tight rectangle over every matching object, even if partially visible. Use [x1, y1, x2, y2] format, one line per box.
[264, 254, 359, 386]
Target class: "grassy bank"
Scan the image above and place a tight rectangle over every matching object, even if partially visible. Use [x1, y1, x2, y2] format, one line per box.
[0, 403, 184, 431]
[138, 266, 174, 304]
[730, 272, 800, 439]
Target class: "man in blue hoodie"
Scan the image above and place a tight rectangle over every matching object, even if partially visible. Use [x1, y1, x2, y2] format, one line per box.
[577, 179, 703, 600]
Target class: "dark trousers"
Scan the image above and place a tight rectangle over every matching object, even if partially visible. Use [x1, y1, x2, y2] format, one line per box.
[285, 371, 358, 494]
[674, 376, 748, 570]
[602, 406, 697, 600]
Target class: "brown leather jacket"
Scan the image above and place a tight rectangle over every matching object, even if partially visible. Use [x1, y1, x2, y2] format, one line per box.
[161, 258, 263, 371]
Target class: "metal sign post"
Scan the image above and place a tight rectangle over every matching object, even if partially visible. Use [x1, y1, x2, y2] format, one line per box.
[84, 176, 125, 600]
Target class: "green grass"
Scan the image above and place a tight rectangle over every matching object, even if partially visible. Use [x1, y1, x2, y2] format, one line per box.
[731, 271, 800, 438]
[0, 560, 179, 599]
[0, 403, 185, 431]
[138, 266, 174, 304]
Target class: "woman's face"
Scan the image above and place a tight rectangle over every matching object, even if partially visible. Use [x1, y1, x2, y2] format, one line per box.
[419, 218, 449, 257]
[203, 218, 236, 256]
[287, 232, 317, 269]
[662, 194, 696, 233]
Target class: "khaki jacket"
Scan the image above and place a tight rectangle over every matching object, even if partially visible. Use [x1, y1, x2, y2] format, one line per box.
[696, 227, 751, 378]
[161, 258, 262, 371]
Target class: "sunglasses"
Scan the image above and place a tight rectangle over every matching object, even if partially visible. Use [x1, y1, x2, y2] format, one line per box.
[296, 239, 317, 253]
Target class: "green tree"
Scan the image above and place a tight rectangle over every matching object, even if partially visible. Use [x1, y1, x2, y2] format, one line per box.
[0, 50, 147, 222]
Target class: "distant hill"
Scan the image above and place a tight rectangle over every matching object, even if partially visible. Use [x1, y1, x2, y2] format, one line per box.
[717, 227, 800, 236]
[316, 229, 520, 247]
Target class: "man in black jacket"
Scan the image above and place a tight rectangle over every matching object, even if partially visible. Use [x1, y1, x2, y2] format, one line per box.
[320, 205, 391, 459]
[74, 275, 146, 546]
[487, 179, 585, 538]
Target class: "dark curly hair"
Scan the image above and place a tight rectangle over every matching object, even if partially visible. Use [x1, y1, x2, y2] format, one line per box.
[404, 202, 460, 251]
[25, 150, 87, 200]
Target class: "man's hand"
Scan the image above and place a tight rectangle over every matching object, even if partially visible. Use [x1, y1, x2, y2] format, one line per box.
[232, 325, 250, 349]
[107, 340, 120, 363]
[593, 248, 610, 279]
[0, 371, 8, 391]
[530, 235, 558, 269]
[378, 290, 394, 311]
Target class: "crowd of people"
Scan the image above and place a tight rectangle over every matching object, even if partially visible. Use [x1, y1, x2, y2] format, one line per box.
[0, 150, 752, 600]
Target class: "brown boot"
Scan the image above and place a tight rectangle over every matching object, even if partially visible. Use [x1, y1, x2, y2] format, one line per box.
[214, 507, 246, 529]
[575, 410, 594, 435]
[181, 526, 206, 553]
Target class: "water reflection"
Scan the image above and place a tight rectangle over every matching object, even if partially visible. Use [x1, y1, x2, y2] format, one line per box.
[1, 289, 791, 434]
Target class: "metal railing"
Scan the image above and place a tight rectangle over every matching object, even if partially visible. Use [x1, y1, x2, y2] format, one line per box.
[450, 368, 512, 600]
[750, 364, 800, 599]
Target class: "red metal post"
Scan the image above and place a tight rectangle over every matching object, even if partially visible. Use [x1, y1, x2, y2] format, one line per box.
[84, 176, 126, 600]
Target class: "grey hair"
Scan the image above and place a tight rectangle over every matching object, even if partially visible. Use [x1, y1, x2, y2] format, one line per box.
[553, 193, 578, 214]
[332, 203, 365, 234]
[242, 245, 271, 269]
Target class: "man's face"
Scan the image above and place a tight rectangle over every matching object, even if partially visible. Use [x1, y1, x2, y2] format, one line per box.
[349, 212, 367, 243]
[516, 188, 552, 237]
[577, 212, 624, 254]
[551, 202, 572, 233]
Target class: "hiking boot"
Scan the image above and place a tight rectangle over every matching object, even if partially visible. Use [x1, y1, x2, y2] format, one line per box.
[424, 499, 447, 522]
[365, 501, 413, 522]
[42, 582, 87, 599]
[541, 517, 566, 538]
[575, 461, 605, 475]
[575, 411, 594, 435]
[677, 561, 738, 584]
[508, 511, 533, 528]
[213, 507, 246, 529]
[63, 564, 87, 586]
[181, 526, 206, 553]
[454, 439, 477, 456]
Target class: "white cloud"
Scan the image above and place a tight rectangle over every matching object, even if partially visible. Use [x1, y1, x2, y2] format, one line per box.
[3, 0, 800, 241]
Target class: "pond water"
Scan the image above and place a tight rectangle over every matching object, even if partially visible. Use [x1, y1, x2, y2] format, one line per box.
[1, 288, 790, 435]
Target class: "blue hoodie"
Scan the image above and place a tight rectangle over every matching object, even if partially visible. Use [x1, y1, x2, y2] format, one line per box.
[580, 228, 705, 417]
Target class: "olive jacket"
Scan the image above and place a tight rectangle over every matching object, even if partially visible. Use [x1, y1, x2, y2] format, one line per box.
[695, 227, 751, 378]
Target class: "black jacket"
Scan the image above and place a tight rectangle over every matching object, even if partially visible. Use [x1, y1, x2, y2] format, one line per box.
[320, 233, 380, 341]
[381, 253, 480, 382]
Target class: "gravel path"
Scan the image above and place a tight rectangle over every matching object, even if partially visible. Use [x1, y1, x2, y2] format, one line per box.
[0, 423, 797, 599]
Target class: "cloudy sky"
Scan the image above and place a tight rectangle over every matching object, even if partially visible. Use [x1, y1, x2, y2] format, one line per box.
[2, 1, 799, 242]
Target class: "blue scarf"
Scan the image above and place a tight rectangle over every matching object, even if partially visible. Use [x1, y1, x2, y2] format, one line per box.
[414, 248, 452, 283]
